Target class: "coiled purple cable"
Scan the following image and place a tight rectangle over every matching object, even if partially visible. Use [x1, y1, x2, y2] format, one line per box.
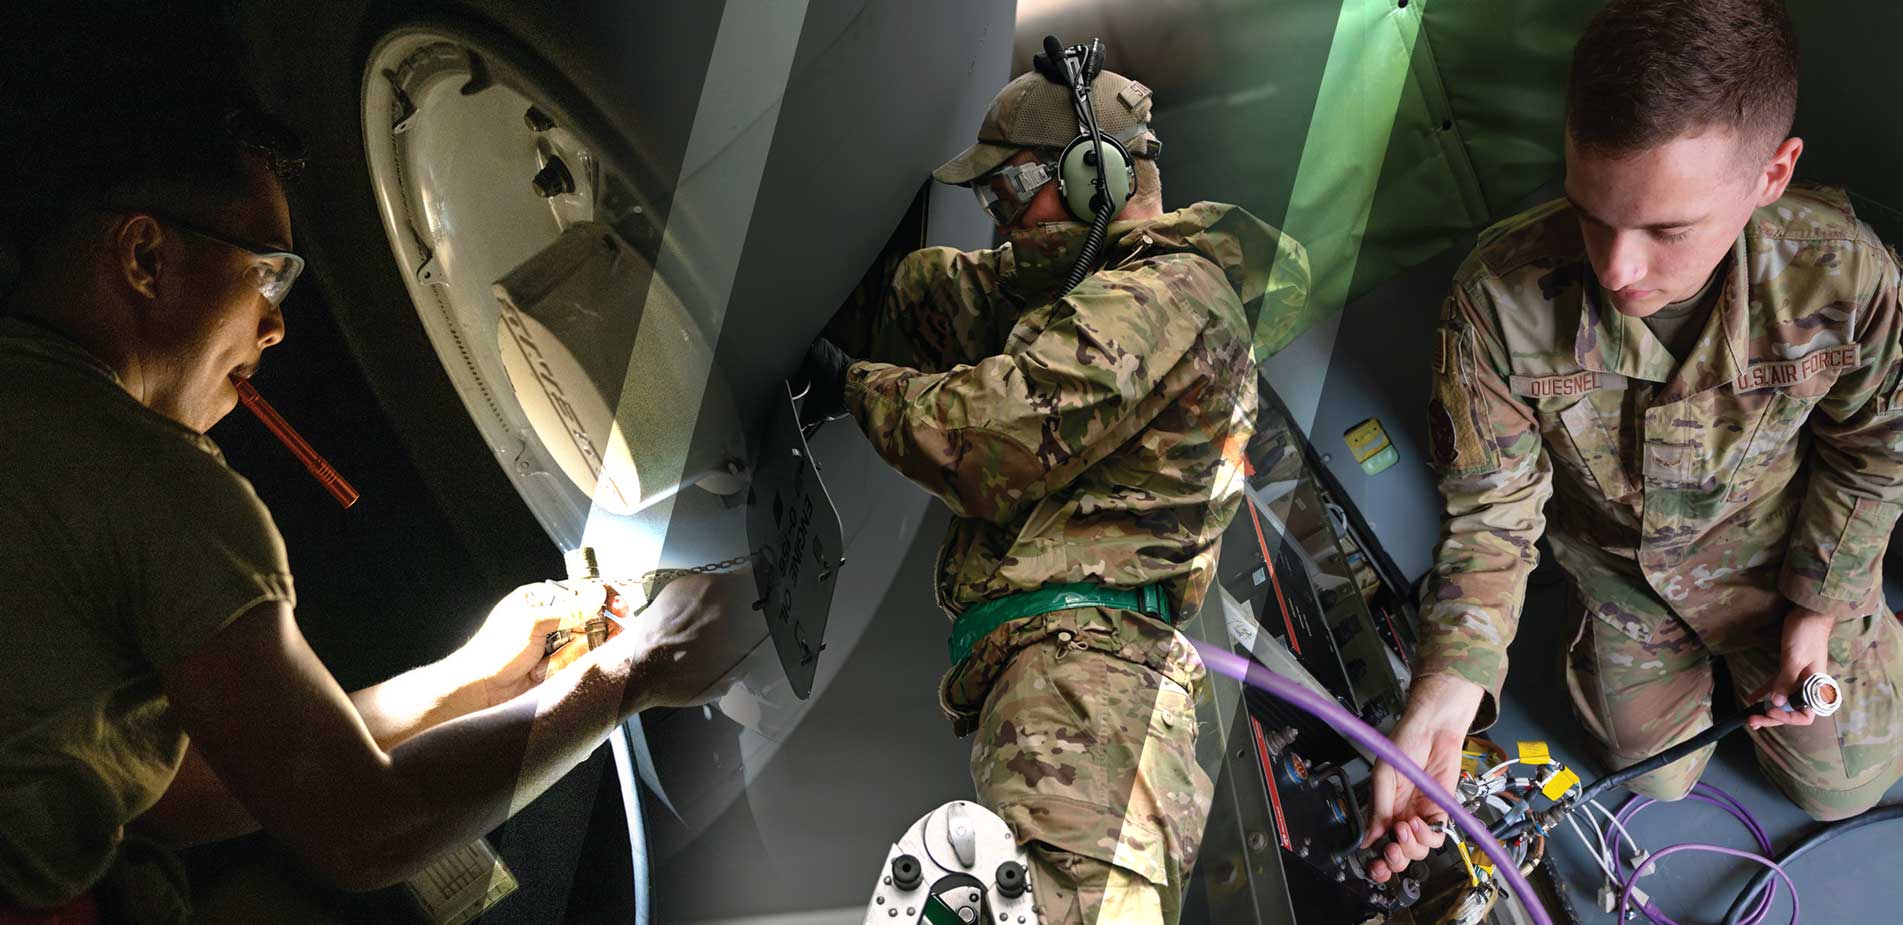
[1619, 844, 1798, 925]
[1609, 783, 1787, 925]
[1193, 642, 1554, 925]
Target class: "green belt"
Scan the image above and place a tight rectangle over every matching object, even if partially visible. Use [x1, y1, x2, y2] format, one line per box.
[947, 581, 1172, 665]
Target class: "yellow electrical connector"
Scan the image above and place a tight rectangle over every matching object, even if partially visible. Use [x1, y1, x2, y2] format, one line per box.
[1454, 841, 1496, 887]
[1460, 750, 1489, 776]
[1517, 741, 1552, 766]
[1541, 766, 1582, 801]
[1454, 841, 1478, 885]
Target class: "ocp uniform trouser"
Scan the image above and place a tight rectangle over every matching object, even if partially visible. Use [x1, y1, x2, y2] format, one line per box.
[1563, 587, 1903, 821]
[942, 607, 1213, 925]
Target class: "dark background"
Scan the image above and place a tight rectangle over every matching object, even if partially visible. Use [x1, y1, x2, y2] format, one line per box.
[2, 2, 580, 919]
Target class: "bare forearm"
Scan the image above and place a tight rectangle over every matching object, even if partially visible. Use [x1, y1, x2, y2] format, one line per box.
[137, 660, 483, 850]
[344, 640, 646, 889]
[1406, 672, 1485, 719]
[173, 578, 747, 893]
[349, 657, 486, 749]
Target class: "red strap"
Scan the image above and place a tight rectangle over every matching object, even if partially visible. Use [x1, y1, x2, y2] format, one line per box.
[0, 893, 99, 925]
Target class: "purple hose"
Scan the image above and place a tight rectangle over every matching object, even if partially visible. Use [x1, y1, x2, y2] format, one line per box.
[1610, 791, 1773, 873]
[1698, 783, 1774, 847]
[1622, 787, 1776, 921]
[1618, 844, 1798, 925]
[1192, 642, 1554, 925]
[1612, 796, 1771, 925]
[1610, 784, 1780, 925]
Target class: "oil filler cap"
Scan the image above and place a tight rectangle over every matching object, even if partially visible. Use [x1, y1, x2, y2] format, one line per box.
[996, 861, 1027, 898]
[892, 855, 923, 892]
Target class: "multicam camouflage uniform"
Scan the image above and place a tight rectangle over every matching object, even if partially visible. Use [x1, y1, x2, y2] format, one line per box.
[838, 203, 1305, 922]
[1421, 185, 1903, 820]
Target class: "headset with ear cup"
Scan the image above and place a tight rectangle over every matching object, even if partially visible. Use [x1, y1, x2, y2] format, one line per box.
[1033, 36, 1135, 225]
[1033, 35, 1130, 294]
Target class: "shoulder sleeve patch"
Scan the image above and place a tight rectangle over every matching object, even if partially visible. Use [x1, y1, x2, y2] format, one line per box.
[1429, 319, 1502, 476]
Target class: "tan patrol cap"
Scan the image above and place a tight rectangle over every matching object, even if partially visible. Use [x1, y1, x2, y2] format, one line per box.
[932, 69, 1160, 186]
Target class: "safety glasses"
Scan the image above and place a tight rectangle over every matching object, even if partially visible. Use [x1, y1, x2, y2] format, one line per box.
[148, 211, 305, 306]
[971, 158, 1057, 226]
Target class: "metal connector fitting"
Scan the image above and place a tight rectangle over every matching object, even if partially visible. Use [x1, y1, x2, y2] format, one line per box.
[1794, 672, 1843, 717]
[564, 546, 600, 580]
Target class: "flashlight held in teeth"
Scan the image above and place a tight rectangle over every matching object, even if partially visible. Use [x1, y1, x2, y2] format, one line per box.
[230, 375, 359, 509]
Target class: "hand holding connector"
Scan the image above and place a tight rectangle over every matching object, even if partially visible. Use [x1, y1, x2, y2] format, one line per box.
[1785, 672, 1842, 717]
[540, 580, 633, 675]
[1746, 607, 1836, 730]
[1363, 676, 1480, 882]
[457, 579, 624, 707]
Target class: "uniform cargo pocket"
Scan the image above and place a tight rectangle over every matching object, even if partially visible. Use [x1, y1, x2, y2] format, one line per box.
[1822, 497, 1903, 601]
[1828, 613, 1903, 781]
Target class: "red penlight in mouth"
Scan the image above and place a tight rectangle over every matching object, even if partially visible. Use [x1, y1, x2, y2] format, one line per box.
[230, 375, 360, 509]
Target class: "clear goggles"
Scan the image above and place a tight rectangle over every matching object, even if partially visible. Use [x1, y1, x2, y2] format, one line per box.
[970, 158, 1057, 226]
[150, 211, 306, 306]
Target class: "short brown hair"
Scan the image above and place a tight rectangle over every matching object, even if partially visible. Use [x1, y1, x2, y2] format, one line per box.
[1566, 0, 1798, 160]
[0, 4, 304, 296]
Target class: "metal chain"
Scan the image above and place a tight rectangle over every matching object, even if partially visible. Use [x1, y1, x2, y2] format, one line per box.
[543, 551, 759, 654]
[636, 551, 758, 592]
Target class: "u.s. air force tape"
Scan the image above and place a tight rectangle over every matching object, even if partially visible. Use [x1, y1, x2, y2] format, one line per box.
[1733, 345, 1861, 392]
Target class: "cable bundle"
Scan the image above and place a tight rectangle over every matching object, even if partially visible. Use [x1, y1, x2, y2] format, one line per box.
[1578, 783, 1797, 925]
[1194, 638, 1900, 925]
